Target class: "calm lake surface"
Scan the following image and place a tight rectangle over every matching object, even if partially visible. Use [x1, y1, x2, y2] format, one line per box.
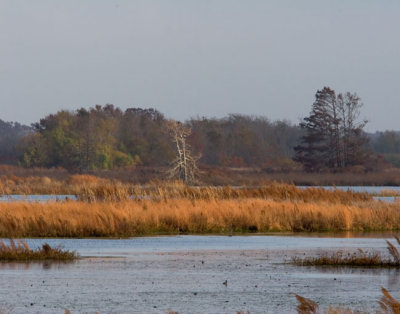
[1, 235, 399, 313]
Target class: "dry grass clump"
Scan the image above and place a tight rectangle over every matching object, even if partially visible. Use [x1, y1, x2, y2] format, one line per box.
[296, 287, 400, 314]
[75, 183, 131, 202]
[0, 239, 77, 261]
[296, 295, 356, 314]
[67, 174, 104, 186]
[68, 174, 135, 201]
[293, 237, 400, 267]
[0, 172, 130, 197]
[296, 294, 319, 314]
[379, 287, 400, 313]
[0, 172, 373, 205]
[0, 175, 67, 195]
[0, 199, 399, 237]
[138, 181, 372, 204]
[380, 189, 400, 197]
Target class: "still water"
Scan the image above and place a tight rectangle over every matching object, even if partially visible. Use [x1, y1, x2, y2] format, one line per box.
[0, 235, 399, 313]
[0, 195, 77, 202]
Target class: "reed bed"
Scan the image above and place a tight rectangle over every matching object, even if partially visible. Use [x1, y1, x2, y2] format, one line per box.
[0, 239, 77, 261]
[75, 181, 372, 203]
[379, 189, 400, 197]
[296, 287, 400, 314]
[0, 198, 399, 237]
[293, 237, 400, 267]
[2, 164, 400, 187]
[0, 174, 107, 195]
[0, 173, 373, 204]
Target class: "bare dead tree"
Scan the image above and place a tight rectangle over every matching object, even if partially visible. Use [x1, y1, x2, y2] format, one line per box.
[167, 120, 199, 184]
[337, 92, 369, 167]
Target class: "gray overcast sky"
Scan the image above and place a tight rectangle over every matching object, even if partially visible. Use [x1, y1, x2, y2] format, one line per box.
[1, 1, 399, 131]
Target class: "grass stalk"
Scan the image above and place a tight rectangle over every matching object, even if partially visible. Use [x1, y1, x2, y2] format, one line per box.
[293, 238, 400, 267]
[0, 198, 400, 237]
[0, 239, 77, 261]
[296, 287, 400, 314]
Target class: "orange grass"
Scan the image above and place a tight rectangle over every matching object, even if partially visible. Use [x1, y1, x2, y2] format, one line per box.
[293, 237, 400, 267]
[0, 239, 77, 261]
[137, 181, 372, 203]
[0, 198, 399, 237]
[0, 173, 372, 204]
[296, 287, 400, 314]
[74, 181, 372, 203]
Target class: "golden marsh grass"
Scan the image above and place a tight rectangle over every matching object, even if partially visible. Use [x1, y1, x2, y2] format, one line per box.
[293, 237, 400, 267]
[76, 181, 372, 203]
[0, 239, 77, 261]
[296, 287, 400, 314]
[0, 198, 399, 237]
[0, 174, 373, 204]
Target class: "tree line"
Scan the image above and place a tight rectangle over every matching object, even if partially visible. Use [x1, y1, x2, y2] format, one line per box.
[0, 87, 399, 173]
[16, 105, 301, 172]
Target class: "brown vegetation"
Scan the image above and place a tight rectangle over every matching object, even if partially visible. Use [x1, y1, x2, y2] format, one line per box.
[1, 165, 400, 195]
[296, 287, 400, 314]
[379, 287, 400, 313]
[0, 239, 77, 261]
[129, 181, 372, 203]
[293, 237, 400, 267]
[0, 169, 398, 238]
[0, 169, 375, 202]
[0, 196, 399, 237]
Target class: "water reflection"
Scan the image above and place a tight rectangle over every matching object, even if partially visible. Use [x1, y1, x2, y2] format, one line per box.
[0, 194, 77, 202]
[302, 265, 399, 276]
[0, 236, 398, 313]
[276, 231, 400, 238]
[297, 265, 400, 290]
[0, 260, 76, 270]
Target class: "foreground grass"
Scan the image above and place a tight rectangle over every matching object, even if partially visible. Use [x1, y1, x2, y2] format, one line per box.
[0, 197, 399, 237]
[0, 239, 77, 261]
[293, 237, 400, 268]
[296, 287, 400, 314]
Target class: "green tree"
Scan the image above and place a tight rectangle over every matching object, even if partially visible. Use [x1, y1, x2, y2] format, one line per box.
[295, 87, 370, 171]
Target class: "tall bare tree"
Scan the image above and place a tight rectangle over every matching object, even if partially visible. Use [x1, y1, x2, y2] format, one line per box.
[337, 92, 368, 167]
[167, 120, 199, 184]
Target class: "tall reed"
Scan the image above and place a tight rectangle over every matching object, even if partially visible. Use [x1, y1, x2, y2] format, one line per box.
[0, 172, 373, 205]
[293, 237, 400, 267]
[135, 181, 372, 203]
[0, 239, 77, 261]
[0, 198, 399, 237]
[296, 287, 400, 314]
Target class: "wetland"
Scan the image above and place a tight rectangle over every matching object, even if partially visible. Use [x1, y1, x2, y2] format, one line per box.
[0, 235, 399, 313]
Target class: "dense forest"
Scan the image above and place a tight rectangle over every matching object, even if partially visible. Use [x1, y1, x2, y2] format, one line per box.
[15, 105, 302, 172]
[0, 120, 31, 163]
[1, 88, 400, 174]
